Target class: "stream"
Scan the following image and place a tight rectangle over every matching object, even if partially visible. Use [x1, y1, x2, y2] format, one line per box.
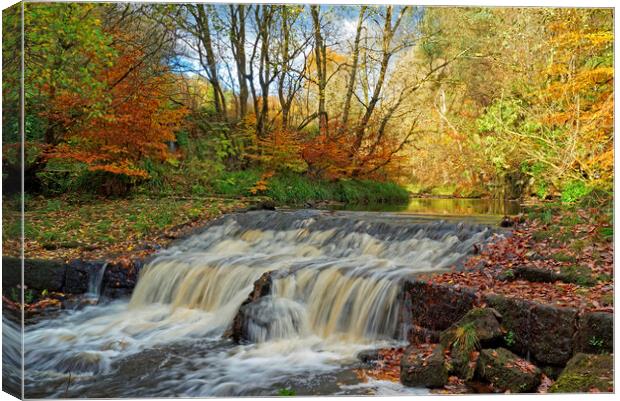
[6, 199, 511, 397]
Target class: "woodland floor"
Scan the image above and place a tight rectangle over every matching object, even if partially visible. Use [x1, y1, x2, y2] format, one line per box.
[423, 205, 614, 313]
[2, 194, 248, 262]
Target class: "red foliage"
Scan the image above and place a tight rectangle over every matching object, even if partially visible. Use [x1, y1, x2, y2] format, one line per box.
[49, 35, 187, 177]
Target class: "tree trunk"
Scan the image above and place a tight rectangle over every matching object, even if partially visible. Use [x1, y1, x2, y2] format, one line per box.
[340, 6, 366, 133]
[311, 6, 328, 135]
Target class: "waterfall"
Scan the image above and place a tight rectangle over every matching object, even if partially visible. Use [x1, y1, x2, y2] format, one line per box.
[129, 210, 494, 342]
[85, 263, 108, 301]
[21, 210, 498, 397]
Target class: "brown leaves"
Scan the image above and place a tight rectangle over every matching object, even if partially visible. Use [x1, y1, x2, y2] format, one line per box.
[430, 207, 613, 312]
[358, 347, 404, 383]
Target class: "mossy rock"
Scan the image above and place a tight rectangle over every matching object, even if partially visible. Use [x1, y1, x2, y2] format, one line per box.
[400, 344, 449, 388]
[440, 307, 503, 346]
[477, 348, 541, 393]
[549, 353, 613, 393]
[574, 312, 613, 354]
[559, 265, 596, 287]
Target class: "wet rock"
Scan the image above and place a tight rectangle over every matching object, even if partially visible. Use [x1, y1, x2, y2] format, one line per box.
[574, 311, 613, 354]
[400, 343, 449, 388]
[403, 280, 476, 332]
[2, 256, 66, 292]
[246, 200, 276, 211]
[102, 259, 143, 298]
[483, 294, 531, 356]
[528, 303, 577, 365]
[549, 353, 613, 393]
[65, 260, 94, 294]
[440, 307, 503, 348]
[477, 348, 541, 393]
[357, 349, 381, 364]
[228, 271, 274, 342]
[58, 352, 105, 374]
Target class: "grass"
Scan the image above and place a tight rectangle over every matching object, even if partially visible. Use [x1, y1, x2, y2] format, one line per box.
[2, 194, 245, 260]
[211, 169, 409, 205]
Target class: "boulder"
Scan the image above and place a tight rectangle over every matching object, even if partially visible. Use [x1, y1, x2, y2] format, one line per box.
[484, 294, 532, 356]
[509, 266, 561, 283]
[574, 312, 613, 354]
[549, 353, 613, 393]
[400, 343, 448, 388]
[477, 348, 541, 393]
[528, 303, 577, 365]
[439, 307, 502, 381]
[484, 294, 578, 366]
[2, 256, 66, 292]
[403, 280, 476, 332]
[228, 271, 274, 342]
[440, 307, 503, 347]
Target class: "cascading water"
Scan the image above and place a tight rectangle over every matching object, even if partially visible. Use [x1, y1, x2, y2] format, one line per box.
[19, 210, 499, 397]
[84, 263, 108, 302]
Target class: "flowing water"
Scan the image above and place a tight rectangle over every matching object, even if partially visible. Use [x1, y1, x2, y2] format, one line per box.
[9, 209, 501, 397]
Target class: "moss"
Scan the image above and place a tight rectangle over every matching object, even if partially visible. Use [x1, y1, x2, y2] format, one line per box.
[550, 353, 613, 393]
[560, 265, 596, 287]
[570, 239, 587, 253]
[600, 294, 613, 306]
[532, 230, 553, 241]
[552, 252, 576, 263]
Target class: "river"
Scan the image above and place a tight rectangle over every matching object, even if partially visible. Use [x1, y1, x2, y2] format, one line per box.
[6, 200, 510, 397]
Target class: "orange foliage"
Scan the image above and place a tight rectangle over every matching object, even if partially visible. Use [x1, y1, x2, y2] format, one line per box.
[50, 36, 187, 177]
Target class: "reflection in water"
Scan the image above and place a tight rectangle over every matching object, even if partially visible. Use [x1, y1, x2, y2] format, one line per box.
[340, 197, 521, 216]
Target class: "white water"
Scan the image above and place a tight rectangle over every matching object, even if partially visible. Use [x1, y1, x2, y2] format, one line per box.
[19, 210, 496, 397]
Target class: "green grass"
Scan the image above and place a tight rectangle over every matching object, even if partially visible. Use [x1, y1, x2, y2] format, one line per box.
[265, 173, 409, 204]
[210, 169, 409, 205]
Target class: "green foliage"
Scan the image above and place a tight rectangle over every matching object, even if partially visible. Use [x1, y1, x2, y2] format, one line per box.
[598, 226, 613, 241]
[504, 330, 516, 347]
[561, 181, 592, 203]
[213, 169, 263, 196]
[277, 388, 296, 396]
[449, 322, 480, 355]
[560, 265, 595, 287]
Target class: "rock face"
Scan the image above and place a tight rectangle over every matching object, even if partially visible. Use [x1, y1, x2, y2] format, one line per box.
[400, 343, 449, 388]
[574, 312, 613, 354]
[484, 294, 577, 366]
[2, 256, 143, 299]
[477, 348, 541, 393]
[228, 271, 274, 343]
[2, 256, 66, 292]
[402, 280, 477, 333]
[550, 353, 613, 393]
[439, 307, 503, 381]
[440, 307, 503, 347]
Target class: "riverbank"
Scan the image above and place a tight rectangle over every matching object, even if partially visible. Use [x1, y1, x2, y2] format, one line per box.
[3, 199, 613, 395]
[357, 202, 613, 393]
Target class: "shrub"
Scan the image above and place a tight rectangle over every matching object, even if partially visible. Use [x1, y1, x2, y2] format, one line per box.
[561, 181, 592, 203]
